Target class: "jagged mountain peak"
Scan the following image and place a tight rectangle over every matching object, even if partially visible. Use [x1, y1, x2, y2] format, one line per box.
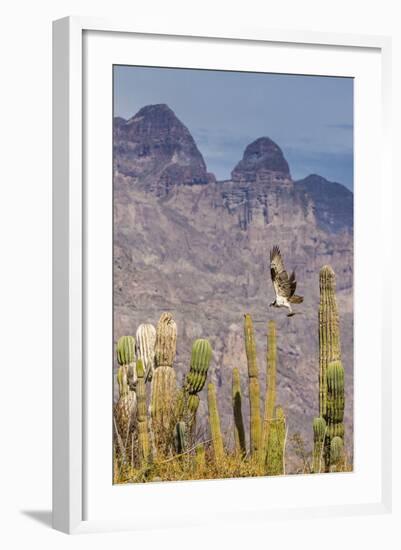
[231, 136, 291, 183]
[113, 104, 215, 194]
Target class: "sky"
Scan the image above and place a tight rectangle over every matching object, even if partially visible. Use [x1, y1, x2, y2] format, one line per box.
[114, 65, 353, 190]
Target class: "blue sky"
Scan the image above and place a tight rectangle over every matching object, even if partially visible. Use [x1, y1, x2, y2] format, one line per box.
[114, 66, 353, 190]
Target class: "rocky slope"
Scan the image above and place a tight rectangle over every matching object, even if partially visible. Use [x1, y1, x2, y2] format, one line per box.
[113, 104, 354, 469]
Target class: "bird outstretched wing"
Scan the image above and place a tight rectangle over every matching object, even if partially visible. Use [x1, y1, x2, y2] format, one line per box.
[270, 246, 296, 299]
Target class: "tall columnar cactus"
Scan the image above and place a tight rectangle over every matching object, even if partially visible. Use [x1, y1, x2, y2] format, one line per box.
[136, 359, 150, 466]
[265, 406, 286, 476]
[207, 383, 224, 463]
[150, 313, 177, 436]
[117, 335, 137, 389]
[244, 314, 262, 459]
[262, 320, 277, 459]
[136, 323, 156, 383]
[319, 266, 341, 418]
[232, 367, 246, 457]
[329, 436, 344, 472]
[312, 416, 326, 473]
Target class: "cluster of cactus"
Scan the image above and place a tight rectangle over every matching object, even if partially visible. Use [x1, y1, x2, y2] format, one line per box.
[114, 312, 216, 474]
[314, 265, 346, 472]
[113, 265, 349, 482]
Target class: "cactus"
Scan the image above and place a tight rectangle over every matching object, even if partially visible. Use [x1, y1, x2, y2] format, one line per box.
[117, 335, 136, 366]
[265, 406, 286, 475]
[207, 383, 224, 462]
[326, 360, 345, 444]
[136, 323, 156, 383]
[114, 365, 137, 460]
[180, 339, 212, 427]
[319, 266, 341, 418]
[117, 335, 137, 390]
[312, 416, 326, 473]
[262, 320, 277, 460]
[244, 314, 262, 458]
[150, 313, 177, 437]
[329, 436, 344, 472]
[136, 359, 150, 465]
[174, 421, 187, 455]
[154, 312, 177, 368]
[232, 368, 246, 457]
[185, 339, 212, 395]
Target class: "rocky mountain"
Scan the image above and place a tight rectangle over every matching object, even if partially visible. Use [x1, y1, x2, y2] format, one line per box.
[295, 174, 353, 234]
[113, 104, 354, 470]
[114, 104, 215, 197]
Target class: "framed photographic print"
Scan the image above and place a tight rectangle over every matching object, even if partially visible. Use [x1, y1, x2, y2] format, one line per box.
[52, 17, 392, 534]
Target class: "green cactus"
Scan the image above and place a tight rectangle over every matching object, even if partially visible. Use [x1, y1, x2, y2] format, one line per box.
[117, 335, 137, 390]
[232, 368, 246, 458]
[207, 383, 224, 463]
[262, 320, 277, 461]
[312, 416, 326, 473]
[150, 313, 177, 436]
[244, 314, 262, 459]
[326, 359, 345, 446]
[136, 359, 149, 466]
[265, 406, 286, 476]
[136, 323, 156, 383]
[319, 266, 341, 418]
[329, 436, 344, 472]
[185, 339, 212, 395]
[180, 339, 212, 428]
[117, 335, 136, 366]
[174, 421, 187, 455]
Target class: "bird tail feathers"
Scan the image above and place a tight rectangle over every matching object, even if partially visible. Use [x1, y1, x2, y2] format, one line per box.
[290, 295, 303, 304]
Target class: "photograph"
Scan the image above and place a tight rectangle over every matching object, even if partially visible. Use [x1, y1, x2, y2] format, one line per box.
[112, 65, 354, 484]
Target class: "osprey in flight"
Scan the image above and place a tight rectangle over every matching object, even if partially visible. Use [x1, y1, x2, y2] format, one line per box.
[269, 245, 303, 317]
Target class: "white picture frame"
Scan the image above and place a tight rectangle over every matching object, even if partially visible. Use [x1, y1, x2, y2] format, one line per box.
[52, 16, 392, 534]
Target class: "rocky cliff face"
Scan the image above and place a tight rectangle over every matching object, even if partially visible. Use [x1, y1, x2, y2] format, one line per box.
[113, 104, 354, 468]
